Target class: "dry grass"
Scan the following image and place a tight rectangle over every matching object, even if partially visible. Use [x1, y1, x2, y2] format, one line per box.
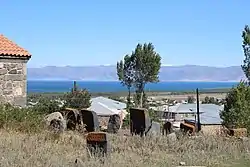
[0, 130, 249, 167]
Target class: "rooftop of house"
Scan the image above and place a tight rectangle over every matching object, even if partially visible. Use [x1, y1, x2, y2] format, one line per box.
[168, 103, 223, 114]
[0, 34, 31, 58]
[170, 103, 224, 125]
[88, 96, 127, 116]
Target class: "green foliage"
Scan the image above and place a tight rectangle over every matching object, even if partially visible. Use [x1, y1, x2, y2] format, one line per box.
[202, 96, 220, 105]
[117, 43, 161, 108]
[117, 55, 135, 108]
[220, 81, 250, 131]
[32, 97, 62, 115]
[187, 96, 195, 103]
[63, 81, 91, 109]
[122, 112, 130, 128]
[0, 103, 43, 133]
[220, 25, 250, 132]
[133, 91, 148, 108]
[133, 43, 161, 107]
[148, 109, 160, 122]
[241, 25, 250, 81]
[203, 96, 210, 103]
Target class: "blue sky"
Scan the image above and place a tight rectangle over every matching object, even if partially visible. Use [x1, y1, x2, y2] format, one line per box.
[1, 1, 249, 67]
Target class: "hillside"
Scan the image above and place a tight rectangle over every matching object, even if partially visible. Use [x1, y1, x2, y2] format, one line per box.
[27, 65, 245, 81]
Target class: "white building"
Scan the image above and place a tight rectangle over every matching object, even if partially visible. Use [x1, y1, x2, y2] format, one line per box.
[88, 96, 128, 120]
[164, 103, 224, 128]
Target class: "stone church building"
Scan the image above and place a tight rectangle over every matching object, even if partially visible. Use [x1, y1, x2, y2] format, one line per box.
[0, 34, 31, 107]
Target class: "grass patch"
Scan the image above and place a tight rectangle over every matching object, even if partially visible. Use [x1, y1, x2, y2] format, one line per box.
[0, 131, 249, 167]
[0, 104, 44, 133]
[0, 103, 249, 166]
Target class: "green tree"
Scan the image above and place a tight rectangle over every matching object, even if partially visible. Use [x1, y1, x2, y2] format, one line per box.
[202, 96, 221, 105]
[220, 81, 250, 130]
[187, 96, 195, 103]
[132, 43, 161, 107]
[63, 81, 91, 109]
[148, 109, 160, 122]
[241, 25, 250, 81]
[117, 55, 135, 108]
[202, 96, 210, 104]
[220, 25, 250, 132]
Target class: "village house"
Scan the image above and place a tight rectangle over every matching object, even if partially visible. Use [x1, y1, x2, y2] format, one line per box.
[163, 103, 224, 134]
[88, 96, 128, 129]
[0, 34, 32, 107]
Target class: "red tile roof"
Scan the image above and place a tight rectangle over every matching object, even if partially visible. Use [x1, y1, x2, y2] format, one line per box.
[0, 34, 31, 57]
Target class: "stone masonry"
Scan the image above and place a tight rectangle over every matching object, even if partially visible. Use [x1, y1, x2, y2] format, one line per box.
[0, 59, 28, 107]
[0, 34, 31, 107]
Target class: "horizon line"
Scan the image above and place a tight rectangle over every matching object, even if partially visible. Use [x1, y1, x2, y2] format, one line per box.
[27, 64, 242, 68]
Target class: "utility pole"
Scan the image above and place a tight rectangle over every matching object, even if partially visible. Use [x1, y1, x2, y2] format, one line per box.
[196, 88, 201, 132]
[73, 81, 77, 92]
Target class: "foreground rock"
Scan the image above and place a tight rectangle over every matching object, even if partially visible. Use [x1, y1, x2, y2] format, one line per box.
[44, 112, 67, 132]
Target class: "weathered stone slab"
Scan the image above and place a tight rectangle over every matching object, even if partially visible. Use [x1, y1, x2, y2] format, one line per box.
[44, 112, 67, 132]
[130, 108, 152, 137]
[162, 121, 174, 136]
[86, 132, 110, 157]
[148, 121, 161, 136]
[107, 114, 121, 134]
[81, 109, 100, 132]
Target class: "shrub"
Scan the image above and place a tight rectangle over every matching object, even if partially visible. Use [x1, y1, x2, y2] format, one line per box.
[0, 103, 43, 133]
[63, 81, 91, 109]
[32, 97, 62, 115]
[122, 112, 130, 128]
[220, 81, 250, 131]
[148, 109, 160, 122]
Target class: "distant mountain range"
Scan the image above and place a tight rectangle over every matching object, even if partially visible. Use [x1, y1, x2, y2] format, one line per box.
[27, 65, 246, 82]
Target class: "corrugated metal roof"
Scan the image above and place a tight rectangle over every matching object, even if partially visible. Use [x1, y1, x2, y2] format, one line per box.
[169, 103, 206, 114]
[88, 96, 127, 116]
[180, 104, 224, 125]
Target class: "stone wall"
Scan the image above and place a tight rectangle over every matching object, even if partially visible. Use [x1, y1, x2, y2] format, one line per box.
[0, 58, 28, 107]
